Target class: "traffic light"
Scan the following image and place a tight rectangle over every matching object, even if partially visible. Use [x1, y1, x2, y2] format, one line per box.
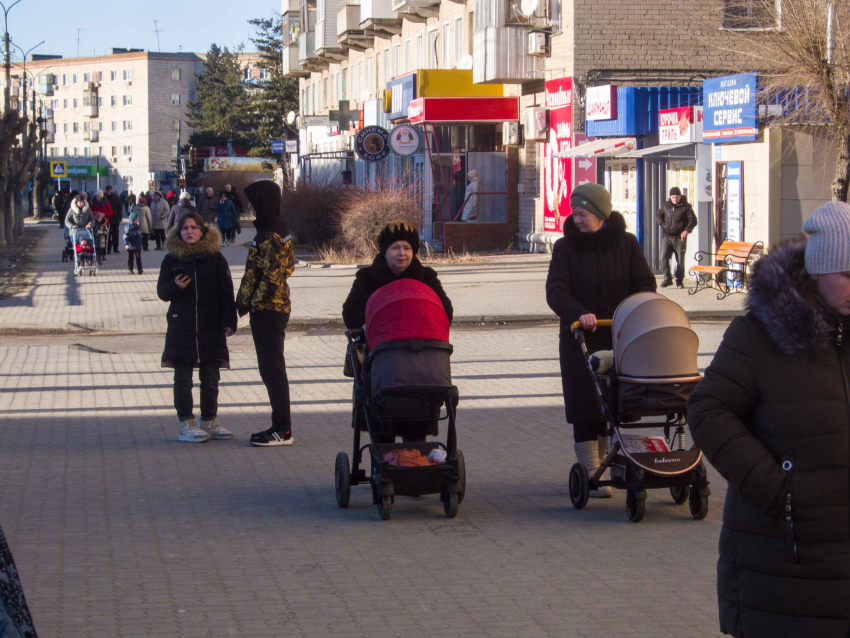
[178, 176, 186, 188]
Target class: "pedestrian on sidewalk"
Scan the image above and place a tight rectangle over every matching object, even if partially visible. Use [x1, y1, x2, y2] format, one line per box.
[224, 183, 243, 218]
[655, 186, 697, 288]
[131, 198, 153, 250]
[167, 191, 197, 234]
[688, 201, 850, 638]
[460, 169, 480, 222]
[150, 191, 169, 250]
[124, 216, 143, 274]
[545, 183, 656, 498]
[196, 186, 217, 224]
[158, 212, 237, 443]
[104, 185, 124, 255]
[65, 194, 94, 231]
[91, 190, 114, 230]
[92, 208, 110, 265]
[216, 192, 238, 246]
[236, 180, 296, 447]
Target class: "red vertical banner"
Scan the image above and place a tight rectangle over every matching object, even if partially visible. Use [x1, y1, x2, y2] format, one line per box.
[544, 77, 573, 233]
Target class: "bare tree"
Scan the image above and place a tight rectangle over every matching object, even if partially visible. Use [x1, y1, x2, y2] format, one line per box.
[689, 0, 850, 201]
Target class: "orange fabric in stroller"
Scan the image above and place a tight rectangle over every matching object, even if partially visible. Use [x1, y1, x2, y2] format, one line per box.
[365, 279, 450, 348]
[382, 449, 440, 467]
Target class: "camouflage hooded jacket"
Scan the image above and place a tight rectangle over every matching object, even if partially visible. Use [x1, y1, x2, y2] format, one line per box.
[236, 230, 294, 315]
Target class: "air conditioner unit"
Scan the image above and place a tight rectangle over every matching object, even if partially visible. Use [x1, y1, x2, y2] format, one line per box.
[528, 32, 548, 57]
[124, 79, 132, 86]
[524, 106, 547, 141]
[111, 156, 118, 162]
[502, 121, 522, 147]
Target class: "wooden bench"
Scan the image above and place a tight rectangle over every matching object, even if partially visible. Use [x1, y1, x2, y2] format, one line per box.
[689, 240, 764, 299]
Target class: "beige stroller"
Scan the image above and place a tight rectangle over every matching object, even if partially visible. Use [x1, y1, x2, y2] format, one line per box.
[568, 292, 710, 522]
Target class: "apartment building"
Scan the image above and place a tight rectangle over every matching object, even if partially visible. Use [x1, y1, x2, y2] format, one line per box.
[285, 0, 770, 254]
[13, 49, 265, 194]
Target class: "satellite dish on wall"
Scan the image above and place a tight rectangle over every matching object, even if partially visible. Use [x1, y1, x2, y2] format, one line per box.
[519, 0, 539, 17]
[286, 111, 297, 125]
[457, 55, 473, 70]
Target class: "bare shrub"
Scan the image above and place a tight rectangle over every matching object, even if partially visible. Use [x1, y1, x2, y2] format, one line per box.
[195, 171, 262, 217]
[338, 183, 424, 259]
[284, 177, 346, 247]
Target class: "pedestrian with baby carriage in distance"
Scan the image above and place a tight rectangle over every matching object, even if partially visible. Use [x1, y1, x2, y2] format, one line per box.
[157, 212, 237, 443]
[65, 194, 94, 231]
[688, 201, 850, 638]
[546, 183, 656, 497]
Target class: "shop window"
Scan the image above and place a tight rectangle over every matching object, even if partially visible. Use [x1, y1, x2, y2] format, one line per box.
[469, 125, 502, 152]
[429, 125, 467, 154]
[722, 0, 780, 29]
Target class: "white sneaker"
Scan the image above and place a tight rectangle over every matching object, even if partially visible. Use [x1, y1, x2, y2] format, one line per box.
[199, 417, 233, 440]
[178, 418, 211, 443]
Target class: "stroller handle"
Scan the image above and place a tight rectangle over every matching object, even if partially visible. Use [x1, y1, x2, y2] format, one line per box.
[571, 319, 613, 334]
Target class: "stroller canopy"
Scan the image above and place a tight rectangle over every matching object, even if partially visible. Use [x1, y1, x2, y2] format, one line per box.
[612, 292, 699, 380]
[365, 279, 450, 348]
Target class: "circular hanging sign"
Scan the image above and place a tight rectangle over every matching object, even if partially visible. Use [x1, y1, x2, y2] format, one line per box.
[354, 126, 390, 162]
[389, 124, 421, 156]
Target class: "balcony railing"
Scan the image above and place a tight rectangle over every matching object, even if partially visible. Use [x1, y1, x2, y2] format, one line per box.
[298, 30, 317, 63]
[473, 27, 544, 84]
[283, 43, 311, 78]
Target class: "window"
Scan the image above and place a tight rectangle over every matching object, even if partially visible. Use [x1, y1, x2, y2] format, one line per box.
[427, 29, 438, 68]
[97, 97, 103, 107]
[301, 88, 306, 111]
[127, 176, 133, 186]
[63, 123, 68, 133]
[83, 122, 90, 133]
[98, 146, 103, 156]
[722, 0, 780, 29]
[122, 145, 132, 158]
[341, 68, 346, 100]
[72, 147, 78, 156]
[50, 147, 56, 157]
[98, 122, 103, 131]
[123, 95, 132, 106]
[123, 120, 132, 131]
[393, 45, 400, 78]
[259, 67, 270, 80]
[359, 61, 364, 96]
[243, 66, 252, 81]
[62, 74, 67, 86]
[336, 72, 340, 103]
[63, 147, 68, 156]
[72, 122, 79, 133]
[416, 34, 423, 69]
[111, 96, 116, 107]
[83, 72, 91, 83]
[455, 17, 462, 65]
[123, 69, 132, 81]
[110, 70, 116, 81]
[111, 146, 117, 158]
[63, 99, 68, 109]
[171, 94, 181, 105]
[72, 74, 77, 84]
[172, 68, 182, 81]
[111, 121, 117, 132]
[366, 58, 372, 94]
[83, 147, 91, 157]
[442, 23, 450, 68]
[405, 39, 411, 73]
[72, 98, 78, 109]
[384, 50, 390, 83]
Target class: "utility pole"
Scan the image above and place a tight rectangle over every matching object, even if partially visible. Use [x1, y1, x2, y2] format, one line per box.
[9, 40, 46, 119]
[1, 0, 23, 113]
[153, 20, 161, 52]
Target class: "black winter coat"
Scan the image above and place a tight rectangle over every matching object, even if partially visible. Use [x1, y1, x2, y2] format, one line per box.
[688, 239, 850, 638]
[157, 226, 237, 368]
[342, 254, 453, 330]
[655, 197, 697, 236]
[546, 212, 656, 423]
[105, 192, 123, 222]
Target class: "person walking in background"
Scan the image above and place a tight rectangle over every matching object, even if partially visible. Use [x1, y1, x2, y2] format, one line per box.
[91, 190, 114, 230]
[150, 191, 169, 250]
[460, 169, 480, 222]
[655, 186, 697, 288]
[197, 186, 217, 224]
[131, 197, 153, 250]
[65, 194, 94, 231]
[546, 183, 656, 498]
[158, 212, 237, 443]
[53, 189, 66, 226]
[688, 202, 850, 637]
[167, 192, 197, 234]
[236, 181, 296, 447]
[126, 190, 137, 208]
[104, 185, 124, 255]
[216, 192, 238, 247]
[123, 215, 143, 274]
[224, 183, 243, 218]
[92, 207, 110, 265]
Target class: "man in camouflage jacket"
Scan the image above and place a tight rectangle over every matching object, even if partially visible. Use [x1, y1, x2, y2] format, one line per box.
[237, 181, 296, 447]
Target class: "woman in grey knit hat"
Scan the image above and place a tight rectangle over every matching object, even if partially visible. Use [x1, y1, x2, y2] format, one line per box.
[687, 201, 850, 638]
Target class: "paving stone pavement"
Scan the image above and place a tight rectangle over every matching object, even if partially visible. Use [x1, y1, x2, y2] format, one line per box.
[0, 322, 732, 637]
[0, 223, 745, 333]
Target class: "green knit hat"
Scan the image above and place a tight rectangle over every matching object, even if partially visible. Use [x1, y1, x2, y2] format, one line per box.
[570, 183, 612, 221]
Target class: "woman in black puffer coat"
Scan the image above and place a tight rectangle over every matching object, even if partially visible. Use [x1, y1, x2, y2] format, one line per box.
[688, 201, 850, 638]
[158, 211, 237, 444]
[546, 183, 656, 497]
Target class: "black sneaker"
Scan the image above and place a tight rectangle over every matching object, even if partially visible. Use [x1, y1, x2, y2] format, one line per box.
[660, 279, 673, 288]
[250, 427, 294, 447]
[675, 281, 685, 289]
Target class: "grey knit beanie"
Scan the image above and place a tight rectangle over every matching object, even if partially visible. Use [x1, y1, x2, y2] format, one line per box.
[570, 183, 612, 221]
[804, 201, 850, 275]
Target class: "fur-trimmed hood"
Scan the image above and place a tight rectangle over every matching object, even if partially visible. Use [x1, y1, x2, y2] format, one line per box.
[165, 224, 222, 261]
[747, 238, 840, 356]
[564, 210, 627, 250]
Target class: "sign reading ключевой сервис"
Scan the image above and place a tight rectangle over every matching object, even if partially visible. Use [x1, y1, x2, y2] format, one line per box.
[703, 73, 758, 144]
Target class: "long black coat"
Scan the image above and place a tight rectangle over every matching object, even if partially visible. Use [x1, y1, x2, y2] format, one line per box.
[342, 254, 453, 330]
[157, 226, 237, 368]
[688, 240, 850, 638]
[546, 212, 656, 423]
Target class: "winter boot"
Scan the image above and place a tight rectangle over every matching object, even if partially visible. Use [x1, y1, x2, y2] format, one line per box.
[574, 441, 613, 498]
[199, 417, 233, 440]
[597, 435, 613, 482]
[178, 418, 210, 443]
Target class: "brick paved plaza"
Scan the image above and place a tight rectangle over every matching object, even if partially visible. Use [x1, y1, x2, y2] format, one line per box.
[0, 225, 734, 637]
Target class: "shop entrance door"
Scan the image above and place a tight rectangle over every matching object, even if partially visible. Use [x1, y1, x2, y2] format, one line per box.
[467, 152, 506, 222]
[641, 157, 668, 273]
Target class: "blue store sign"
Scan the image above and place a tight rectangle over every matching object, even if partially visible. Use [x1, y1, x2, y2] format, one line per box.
[386, 73, 417, 121]
[703, 73, 758, 143]
[584, 86, 702, 138]
[270, 140, 286, 153]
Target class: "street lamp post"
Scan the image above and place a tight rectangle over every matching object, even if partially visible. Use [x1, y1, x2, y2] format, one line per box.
[0, 0, 23, 113]
[9, 39, 44, 118]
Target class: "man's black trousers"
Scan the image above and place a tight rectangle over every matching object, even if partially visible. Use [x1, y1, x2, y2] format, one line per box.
[108, 221, 121, 253]
[250, 310, 292, 434]
[660, 234, 687, 284]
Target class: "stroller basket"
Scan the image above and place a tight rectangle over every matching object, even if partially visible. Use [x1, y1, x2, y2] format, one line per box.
[616, 376, 701, 416]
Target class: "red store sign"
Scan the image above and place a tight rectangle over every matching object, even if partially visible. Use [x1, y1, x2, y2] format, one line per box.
[544, 77, 574, 233]
[659, 106, 703, 144]
[407, 97, 519, 124]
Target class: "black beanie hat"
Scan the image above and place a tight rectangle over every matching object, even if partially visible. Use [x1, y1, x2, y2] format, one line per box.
[245, 180, 281, 227]
[378, 220, 419, 254]
[669, 186, 682, 197]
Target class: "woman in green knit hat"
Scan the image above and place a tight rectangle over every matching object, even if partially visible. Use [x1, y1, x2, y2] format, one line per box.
[545, 183, 656, 497]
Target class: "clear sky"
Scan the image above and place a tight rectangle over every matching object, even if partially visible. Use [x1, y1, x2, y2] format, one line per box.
[4, 0, 281, 61]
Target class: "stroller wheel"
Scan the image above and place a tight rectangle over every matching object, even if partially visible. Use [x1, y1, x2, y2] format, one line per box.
[456, 449, 466, 503]
[568, 462, 590, 509]
[378, 495, 393, 521]
[670, 485, 689, 505]
[334, 452, 351, 509]
[688, 488, 709, 520]
[444, 492, 460, 518]
[626, 488, 646, 523]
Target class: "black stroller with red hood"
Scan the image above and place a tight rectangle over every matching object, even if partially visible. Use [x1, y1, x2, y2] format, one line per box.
[335, 279, 466, 520]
